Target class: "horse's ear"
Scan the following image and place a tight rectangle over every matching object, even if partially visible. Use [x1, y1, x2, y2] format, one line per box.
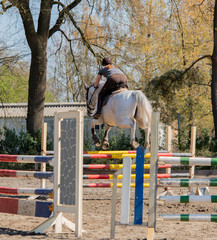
[84, 83, 89, 90]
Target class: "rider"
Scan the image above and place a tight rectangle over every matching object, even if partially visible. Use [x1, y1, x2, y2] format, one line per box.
[93, 57, 129, 119]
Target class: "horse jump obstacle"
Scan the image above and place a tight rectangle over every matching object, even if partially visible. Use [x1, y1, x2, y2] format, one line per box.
[160, 214, 217, 222]
[0, 110, 83, 236]
[110, 147, 148, 239]
[159, 156, 217, 166]
[81, 154, 191, 188]
[0, 197, 52, 217]
[161, 125, 196, 196]
[159, 178, 217, 187]
[110, 112, 160, 240]
[0, 156, 54, 218]
[109, 113, 198, 239]
[45, 126, 195, 191]
[83, 163, 172, 169]
[0, 183, 149, 194]
[18, 149, 187, 190]
[159, 195, 217, 203]
[144, 114, 217, 239]
[0, 168, 188, 180]
[0, 187, 53, 195]
[159, 155, 217, 222]
[83, 152, 192, 159]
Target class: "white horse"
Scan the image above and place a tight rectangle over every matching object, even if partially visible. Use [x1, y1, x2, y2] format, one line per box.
[85, 82, 152, 150]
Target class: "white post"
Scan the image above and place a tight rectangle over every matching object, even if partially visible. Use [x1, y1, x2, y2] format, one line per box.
[75, 112, 84, 237]
[147, 112, 159, 240]
[120, 156, 131, 224]
[190, 126, 196, 157]
[41, 122, 47, 188]
[166, 126, 172, 176]
[190, 126, 196, 179]
[166, 126, 172, 153]
[190, 126, 196, 194]
[110, 171, 118, 239]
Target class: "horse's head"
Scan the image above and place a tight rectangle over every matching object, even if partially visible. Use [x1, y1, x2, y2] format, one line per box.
[85, 84, 99, 117]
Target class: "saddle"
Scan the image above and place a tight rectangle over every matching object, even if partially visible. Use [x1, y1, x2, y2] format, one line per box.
[102, 87, 128, 106]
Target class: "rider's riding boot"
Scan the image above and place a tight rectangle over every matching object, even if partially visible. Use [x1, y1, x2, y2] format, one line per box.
[94, 95, 102, 119]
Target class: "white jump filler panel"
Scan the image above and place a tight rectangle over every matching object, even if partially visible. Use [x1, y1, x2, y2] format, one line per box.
[33, 110, 83, 237]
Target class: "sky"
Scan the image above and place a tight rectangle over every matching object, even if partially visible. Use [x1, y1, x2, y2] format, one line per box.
[0, 1, 65, 83]
[0, 8, 28, 55]
[0, 2, 61, 60]
[0, 1, 82, 102]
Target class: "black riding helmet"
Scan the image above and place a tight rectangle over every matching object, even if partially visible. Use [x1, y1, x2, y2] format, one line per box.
[102, 57, 112, 66]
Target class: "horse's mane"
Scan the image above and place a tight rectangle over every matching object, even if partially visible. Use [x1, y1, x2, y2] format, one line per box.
[86, 80, 106, 100]
[93, 80, 106, 93]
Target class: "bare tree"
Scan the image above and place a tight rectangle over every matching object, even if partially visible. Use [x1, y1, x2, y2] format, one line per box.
[1, 0, 96, 135]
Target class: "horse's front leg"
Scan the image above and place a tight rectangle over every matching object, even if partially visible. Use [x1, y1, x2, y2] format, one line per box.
[130, 119, 139, 149]
[90, 118, 103, 147]
[102, 124, 111, 150]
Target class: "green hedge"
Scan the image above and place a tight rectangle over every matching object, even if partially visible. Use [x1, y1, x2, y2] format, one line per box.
[0, 127, 42, 170]
[1, 126, 216, 169]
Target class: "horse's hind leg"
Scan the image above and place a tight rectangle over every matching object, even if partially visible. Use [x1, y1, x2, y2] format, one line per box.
[102, 124, 111, 150]
[144, 127, 150, 149]
[130, 119, 139, 149]
[136, 118, 150, 149]
[115, 117, 139, 149]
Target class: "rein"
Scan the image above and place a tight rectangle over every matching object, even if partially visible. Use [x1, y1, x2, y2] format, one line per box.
[86, 85, 98, 114]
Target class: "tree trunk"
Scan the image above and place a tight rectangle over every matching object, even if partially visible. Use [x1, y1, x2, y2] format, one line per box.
[211, 55, 217, 139]
[27, 44, 47, 135]
[12, 0, 83, 135]
[16, 0, 53, 135]
[212, 0, 217, 139]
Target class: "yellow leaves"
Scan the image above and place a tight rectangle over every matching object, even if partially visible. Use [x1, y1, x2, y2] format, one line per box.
[0, 0, 8, 14]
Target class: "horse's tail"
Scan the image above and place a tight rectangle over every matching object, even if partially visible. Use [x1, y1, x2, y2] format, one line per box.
[133, 90, 152, 124]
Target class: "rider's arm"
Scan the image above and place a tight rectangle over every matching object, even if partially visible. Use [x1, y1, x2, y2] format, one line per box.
[94, 74, 102, 88]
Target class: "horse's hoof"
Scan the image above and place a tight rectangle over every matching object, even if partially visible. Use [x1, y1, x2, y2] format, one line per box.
[144, 143, 150, 149]
[93, 136, 101, 147]
[130, 140, 139, 149]
[95, 140, 101, 147]
[102, 140, 109, 150]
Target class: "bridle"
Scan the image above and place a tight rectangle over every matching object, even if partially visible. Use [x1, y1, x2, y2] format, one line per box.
[86, 85, 98, 116]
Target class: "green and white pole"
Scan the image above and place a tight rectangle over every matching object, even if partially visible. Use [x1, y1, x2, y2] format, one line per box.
[159, 195, 217, 203]
[159, 178, 217, 187]
[160, 214, 217, 222]
[159, 157, 217, 166]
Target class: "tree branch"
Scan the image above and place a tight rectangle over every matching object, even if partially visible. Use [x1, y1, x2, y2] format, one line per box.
[163, 55, 212, 92]
[66, 10, 97, 57]
[191, 0, 206, 8]
[49, 0, 82, 38]
[9, 0, 37, 51]
[198, 110, 212, 120]
[58, 29, 83, 84]
[181, 55, 212, 76]
[0, 0, 13, 13]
